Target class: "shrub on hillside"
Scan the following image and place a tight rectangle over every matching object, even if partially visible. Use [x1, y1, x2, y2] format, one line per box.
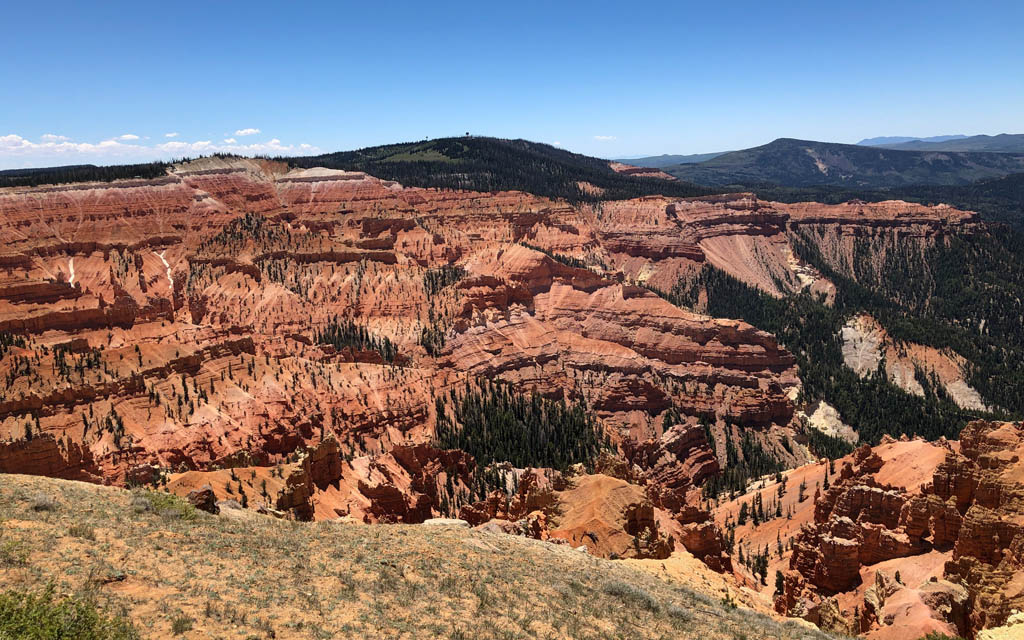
[0, 585, 139, 640]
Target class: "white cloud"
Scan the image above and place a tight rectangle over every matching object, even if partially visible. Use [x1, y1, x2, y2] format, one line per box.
[234, 128, 260, 136]
[553, 141, 562, 146]
[0, 134, 148, 166]
[593, 135, 617, 141]
[117, 134, 139, 141]
[164, 132, 179, 138]
[1, 134, 33, 150]
[153, 137, 320, 157]
[0, 132, 320, 169]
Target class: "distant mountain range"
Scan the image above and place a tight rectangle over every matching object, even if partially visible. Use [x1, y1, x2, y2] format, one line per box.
[867, 133, 1024, 153]
[857, 134, 968, 146]
[662, 138, 1024, 188]
[8, 136, 1024, 227]
[611, 152, 728, 168]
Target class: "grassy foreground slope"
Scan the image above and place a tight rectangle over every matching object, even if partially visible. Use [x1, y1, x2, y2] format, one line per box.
[0, 474, 835, 640]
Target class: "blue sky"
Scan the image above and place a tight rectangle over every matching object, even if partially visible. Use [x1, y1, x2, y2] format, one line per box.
[2, 0, 1022, 169]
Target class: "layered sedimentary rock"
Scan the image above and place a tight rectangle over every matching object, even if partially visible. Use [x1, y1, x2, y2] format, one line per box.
[442, 244, 797, 440]
[607, 162, 677, 181]
[624, 422, 720, 503]
[458, 466, 680, 560]
[935, 421, 1024, 633]
[0, 159, 984, 587]
[596, 193, 976, 298]
[765, 422, 1024, 638]
[544, 473, 674, 559]
[788, 442, 945, 594]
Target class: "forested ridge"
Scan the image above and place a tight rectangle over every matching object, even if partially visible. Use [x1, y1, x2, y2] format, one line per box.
[790, 228, 1024, 416]
[0, 162, 170, 188]
[664, 138, 1024, 190]
[668, 265, 984, 444]
[0, 138, 718, 201]
[751, 172, 1024, 229]
[664, 220, 1024, 444]
[282, 137, 718, 203]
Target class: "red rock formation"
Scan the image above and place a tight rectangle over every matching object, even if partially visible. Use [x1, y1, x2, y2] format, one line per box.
[0, 159, 987, 614]
[545, 473, 674, 560]
[0, 433, 99, 482]
[607, 162, 677, 181]
[936, 421, 1024, 633]
[790, 445, 931, 594]
[624, 421, 720, 507]
[328, 443, 476, 524]
[459, 467, 561, 526]
[186, 484, 219, 514]
[596, 193, 976, 298]
[768, 422, 1024, 638]
[677, 518, 732, 572]
[165, 437, 475, 523]
[443, 244, 797, 442]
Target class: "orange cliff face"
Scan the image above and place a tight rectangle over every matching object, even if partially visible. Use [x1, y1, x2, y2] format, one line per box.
[607, 161, 678, 181]
[594, 193, 977, 299]
[0, 158, 983, 579]
[714, 421, 1024, 639]
[0, 159, 793, 481]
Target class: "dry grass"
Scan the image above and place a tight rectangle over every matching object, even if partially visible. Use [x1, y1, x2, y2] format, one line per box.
[0, 474, 841, 639]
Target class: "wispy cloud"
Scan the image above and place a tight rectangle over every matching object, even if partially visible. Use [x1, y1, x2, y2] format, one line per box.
[593, 135, 616, 141]
[117, 134, 139, 141]
[552, 141, 562, 146]
[234, 128, 260, 136]
[1, 134, 141, 158]
[0, 133, 320, 169]
[164, 132, 179, 138]
[156, 137, 316, 156]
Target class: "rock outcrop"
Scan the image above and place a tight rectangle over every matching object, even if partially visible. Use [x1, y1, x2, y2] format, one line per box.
[546, 473, 674, 560]
[936, 421, 1024, 633]
[771, 422, 1024, 638]
[186, 484, 219, 514]
[841, 314, 988, 411]
[624, 421, 720, 510]
[608, 162, 677, 181]
[788, 444, 942, 594]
